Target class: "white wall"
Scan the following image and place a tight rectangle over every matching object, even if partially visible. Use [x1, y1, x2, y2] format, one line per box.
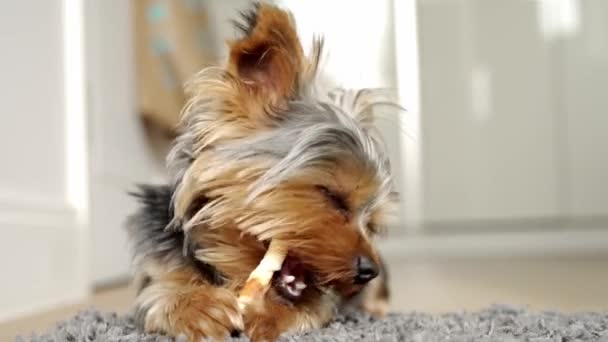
[377, 0, 608, 258]
[0, 0, 88, 320]
[562, 0, 608, 217]
[415, 0, 608, 228]
[418, 0, 560, 224]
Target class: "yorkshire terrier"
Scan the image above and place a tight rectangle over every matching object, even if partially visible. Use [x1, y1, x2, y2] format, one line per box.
[128, 3, 397, 341]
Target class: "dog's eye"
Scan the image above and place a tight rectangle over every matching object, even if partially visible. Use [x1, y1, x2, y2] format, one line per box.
[316, 185, 349, 214]
[367, 222, 385, 235]
[367, 221, 388, 236]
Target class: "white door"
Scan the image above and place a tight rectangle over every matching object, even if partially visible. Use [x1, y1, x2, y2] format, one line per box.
[0, 0, 88, 320]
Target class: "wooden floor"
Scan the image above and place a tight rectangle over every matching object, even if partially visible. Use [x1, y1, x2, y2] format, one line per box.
[2, 257, 607, 340]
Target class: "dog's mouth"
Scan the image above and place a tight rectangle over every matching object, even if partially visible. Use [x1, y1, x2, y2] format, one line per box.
[272, 254, 313, 301]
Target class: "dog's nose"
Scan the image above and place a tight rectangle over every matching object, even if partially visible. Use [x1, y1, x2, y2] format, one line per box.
[354, 255, 379, 284]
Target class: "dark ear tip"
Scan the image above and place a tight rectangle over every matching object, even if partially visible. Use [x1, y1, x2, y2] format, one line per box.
[234, 2, 284, 37]
[233, 3, 259, 36]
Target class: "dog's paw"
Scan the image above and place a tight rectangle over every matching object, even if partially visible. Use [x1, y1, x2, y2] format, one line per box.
[177, 287, 243, 340]
[242, 300, 289, 342]
[142, 284, 243, 341]
[245, 315, 283, 342]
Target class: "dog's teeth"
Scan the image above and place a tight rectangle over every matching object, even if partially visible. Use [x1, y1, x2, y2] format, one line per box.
[283, 275, 295, 283]
[294, 281, 307, 290]
[287, 286, 300, 297]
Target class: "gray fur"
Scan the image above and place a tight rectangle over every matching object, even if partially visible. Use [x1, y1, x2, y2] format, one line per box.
[169, 82, 399, 231]
[219, 101, 391, 197]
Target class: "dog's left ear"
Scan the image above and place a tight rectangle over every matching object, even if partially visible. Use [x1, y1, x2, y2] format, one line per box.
[228, 3, 304, 107]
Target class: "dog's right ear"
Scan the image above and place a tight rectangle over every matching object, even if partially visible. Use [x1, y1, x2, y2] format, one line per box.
[227, 3, 304, 107]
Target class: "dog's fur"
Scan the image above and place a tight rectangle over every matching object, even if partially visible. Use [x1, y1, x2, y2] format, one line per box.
[128, 3, 397, 341]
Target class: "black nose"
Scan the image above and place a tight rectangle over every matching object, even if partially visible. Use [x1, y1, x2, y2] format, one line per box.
[354, 256, 379, 284]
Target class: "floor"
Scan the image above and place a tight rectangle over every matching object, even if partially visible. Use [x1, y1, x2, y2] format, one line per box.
[2, 257, 607, 340]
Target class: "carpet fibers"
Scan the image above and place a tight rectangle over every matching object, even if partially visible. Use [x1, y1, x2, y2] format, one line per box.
[21, 306, 608, 341]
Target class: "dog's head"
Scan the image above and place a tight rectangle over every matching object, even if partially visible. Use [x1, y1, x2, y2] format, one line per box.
[168, 3, 398, 300]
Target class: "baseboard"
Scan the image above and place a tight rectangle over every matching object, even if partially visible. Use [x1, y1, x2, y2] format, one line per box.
[378, 229, 608, 259]
[92, 274, 131, 292]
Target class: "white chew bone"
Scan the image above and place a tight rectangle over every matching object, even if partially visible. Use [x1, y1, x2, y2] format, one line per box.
[238, 239, 288, 311]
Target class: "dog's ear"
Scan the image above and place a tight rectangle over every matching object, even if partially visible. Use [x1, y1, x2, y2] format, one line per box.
[228, 3, 304, 106]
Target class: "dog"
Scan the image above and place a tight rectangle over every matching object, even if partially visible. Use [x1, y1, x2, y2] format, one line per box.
[127, 3, 398, 341]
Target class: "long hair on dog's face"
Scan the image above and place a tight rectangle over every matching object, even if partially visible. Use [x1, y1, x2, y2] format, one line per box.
[166, 3, 398, 297]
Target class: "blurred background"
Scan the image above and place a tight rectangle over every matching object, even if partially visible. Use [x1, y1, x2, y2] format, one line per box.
[1, 0, 607, 339]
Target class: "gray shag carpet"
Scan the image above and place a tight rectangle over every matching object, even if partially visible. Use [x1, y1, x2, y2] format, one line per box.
[19, 306, 608, 342]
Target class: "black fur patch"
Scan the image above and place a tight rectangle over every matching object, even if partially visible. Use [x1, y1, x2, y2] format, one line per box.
[127, 184, 225, 286]
[127, 184, 182, 262]
[232, 2, 260, 36]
